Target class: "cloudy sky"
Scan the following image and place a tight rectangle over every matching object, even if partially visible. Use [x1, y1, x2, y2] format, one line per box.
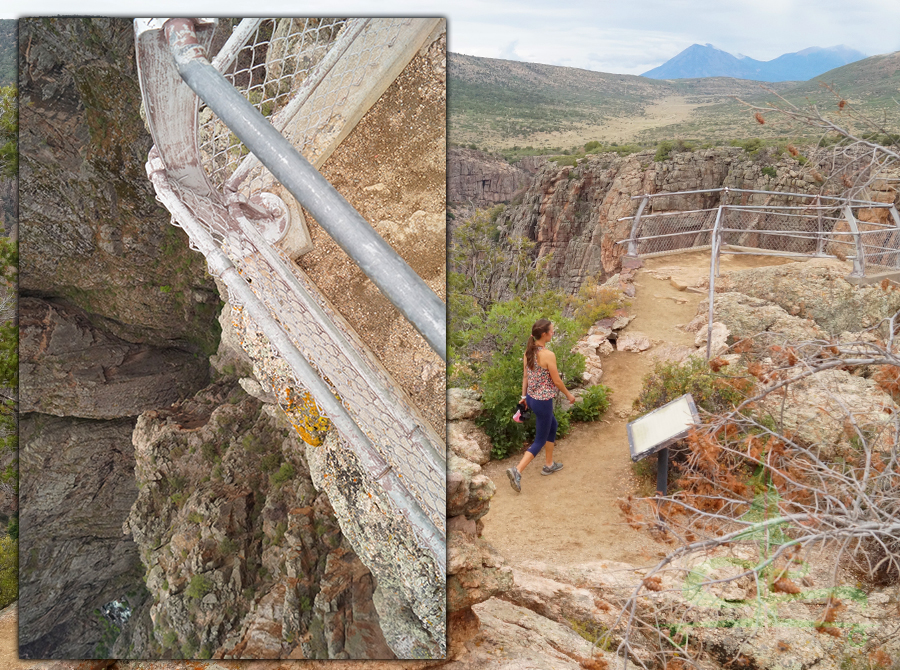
[4, 1, 900, 75]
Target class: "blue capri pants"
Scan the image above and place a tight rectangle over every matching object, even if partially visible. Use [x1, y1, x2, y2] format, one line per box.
[526, 395, 557, 456]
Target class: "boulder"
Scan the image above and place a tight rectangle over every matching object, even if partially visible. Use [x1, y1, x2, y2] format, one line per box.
[448, 388, 483, 421]
[714, 259, 900, 336]
[448, 455, 496, 522]
[447, 533, 513, 612]
[617, 331, 652, 353]
[448, 420, 492, 465]
[649, 343, 701, 365]
[694, 322, 730, 356]
[762, 368, 896, 459]
[696, 292, 825, 343]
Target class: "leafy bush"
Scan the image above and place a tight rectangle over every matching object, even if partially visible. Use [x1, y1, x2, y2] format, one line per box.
[554, 405, 571, 440]
[0, 535, 15, 609]
[584, 140, 601, 152]
[219, 537, 238, 555]
[161, 631, 178, 648]
[730, 138, 764, 155]
[654, 140, 674, 162]
[634, 356, 751, 416]
[570, 384, 612, 422]
[566, 276, 627, 330]
[550, 155, 578, 167]
[185, 574, 212, 601]
[259, 452, 281, 473]
[271, 462, 295, 487]
[472, 295, 585, 459]
[761, 166, 777, 179]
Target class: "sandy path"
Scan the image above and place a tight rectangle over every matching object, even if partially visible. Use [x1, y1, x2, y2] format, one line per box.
[0, 604, 39, 669]
[481, 251, 802, 567]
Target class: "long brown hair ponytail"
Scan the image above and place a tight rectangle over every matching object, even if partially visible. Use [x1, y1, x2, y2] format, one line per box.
[526, 319, 552, 369]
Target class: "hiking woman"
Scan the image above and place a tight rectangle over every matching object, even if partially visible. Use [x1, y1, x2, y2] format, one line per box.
[507, 318, 576, 492]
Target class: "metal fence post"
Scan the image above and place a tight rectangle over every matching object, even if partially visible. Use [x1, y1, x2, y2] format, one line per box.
[844, 204, 865, 277]
[706, 203, 724, 360]
[626, 195, 650, 257]
[815, 195, 826, 257]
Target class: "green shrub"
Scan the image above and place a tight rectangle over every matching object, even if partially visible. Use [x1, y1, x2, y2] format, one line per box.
[570, 385, 612, 422]
[260, 452, 281, 473]
[730, 138, 764, 155]
[185, 574, 212, 601]
[220, 537, 238, 555]
[181, 639, 198, 658]
[473, 296, 585, 459]
[201, 442, 217, 463]
[566, 276, 627, 330]
[584, 140, 601, 152]
[0, 536, 16, 610]
[550, 155, 578, 167]
[761, 166, 777, 179]
[554, 406, 571, 439]
[654, 140, 674, 162]
[272, 521, 287, 545]
[161, 631, 178, 648]
[271, 463, 295, 487]
[634, 357, 751, 415]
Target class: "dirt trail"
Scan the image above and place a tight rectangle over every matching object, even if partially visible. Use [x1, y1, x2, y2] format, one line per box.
[0, 604, 34, 669]
[481, 251, 802, 567]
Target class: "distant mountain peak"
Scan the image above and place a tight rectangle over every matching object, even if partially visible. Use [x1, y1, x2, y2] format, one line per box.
[642, 43, 867, 82]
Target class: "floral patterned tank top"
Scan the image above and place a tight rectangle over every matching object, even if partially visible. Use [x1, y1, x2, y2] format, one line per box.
[527, 346, 557, 400]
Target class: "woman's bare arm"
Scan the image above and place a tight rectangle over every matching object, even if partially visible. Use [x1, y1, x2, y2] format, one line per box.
[521, 352, 529, 402]
[544, 351, 576, 402]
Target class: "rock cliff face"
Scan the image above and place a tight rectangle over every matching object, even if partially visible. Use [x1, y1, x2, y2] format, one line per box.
[480, 147, 900, 294]
[19, 17, 446, 661]
[19, 414, 143, 659]
[20, 297, 209, 419]
[448, 147, 531, 207]
[17, 19, 224, 658]
[19, 18, 220, 352]
[124, 378, 393, 660]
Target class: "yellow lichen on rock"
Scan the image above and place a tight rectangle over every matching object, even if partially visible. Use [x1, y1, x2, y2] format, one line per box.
[281, 386, 331, 446]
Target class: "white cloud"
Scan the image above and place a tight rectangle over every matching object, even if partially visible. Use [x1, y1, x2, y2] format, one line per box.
[3, 1, 898, 74]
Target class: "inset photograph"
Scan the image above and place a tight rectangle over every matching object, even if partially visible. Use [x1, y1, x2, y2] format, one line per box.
[446, 10, 900, 669]
[18, 17, 445, 660]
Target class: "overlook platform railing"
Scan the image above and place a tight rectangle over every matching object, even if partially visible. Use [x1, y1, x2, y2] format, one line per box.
[618, 187, 900, 357]
[135, 17, 446, 575]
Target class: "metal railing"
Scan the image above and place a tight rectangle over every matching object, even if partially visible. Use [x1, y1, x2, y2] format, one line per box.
[135, 18, 446, 577]
[618, 187, 900, 357]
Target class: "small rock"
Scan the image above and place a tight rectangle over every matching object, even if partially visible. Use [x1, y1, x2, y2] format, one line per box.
[597, 339, 614, 356]
[617, 331, 652, 352]
[694, 322, 730, 356]
[588, 323, 613, 339]
[448, 388, 483, 421]
[670, 277, 688, 291]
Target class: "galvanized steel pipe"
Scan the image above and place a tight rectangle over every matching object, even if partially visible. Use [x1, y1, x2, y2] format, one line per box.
[163, 19, 446, 361]
[148, 152, 446, 576]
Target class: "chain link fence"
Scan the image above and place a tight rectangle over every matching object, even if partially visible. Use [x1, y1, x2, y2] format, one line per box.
[620, 188, 900, 280]
[199, 18, 413, 197]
